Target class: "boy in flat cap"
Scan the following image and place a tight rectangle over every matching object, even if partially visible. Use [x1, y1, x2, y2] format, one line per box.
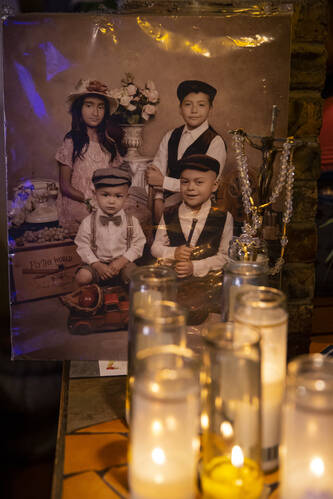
[151, 154, 233, 279]
[74, 168, 146, 286]
[146, 80, 226, 222]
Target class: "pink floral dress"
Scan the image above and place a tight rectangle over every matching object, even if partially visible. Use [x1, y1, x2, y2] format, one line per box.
[56, 138, 121, 230]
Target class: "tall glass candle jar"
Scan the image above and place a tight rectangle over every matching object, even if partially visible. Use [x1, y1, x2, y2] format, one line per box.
[127, 299, 186, 423]
[221, 261, 268, 322]
[132, 300, 187, 360]
[280, 354, 333, 498]
[233, 287, 287, 472]
[129, 345, 200, 499]
[201, 322, 263, 499]
[127, 265, 178, 420]
[128, 265, 177, 372]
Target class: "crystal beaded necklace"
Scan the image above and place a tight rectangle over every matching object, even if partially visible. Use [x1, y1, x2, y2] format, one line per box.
[232, 130, 296, 275]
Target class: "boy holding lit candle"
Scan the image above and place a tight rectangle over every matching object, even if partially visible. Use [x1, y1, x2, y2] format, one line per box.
[151, 154, 233, 279]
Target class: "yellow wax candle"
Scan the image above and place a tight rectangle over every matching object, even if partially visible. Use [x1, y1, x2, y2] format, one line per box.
[201, 456, 264, 499]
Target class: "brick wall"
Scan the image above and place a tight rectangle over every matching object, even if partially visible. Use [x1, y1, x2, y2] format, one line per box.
[284, 0, 327, 356]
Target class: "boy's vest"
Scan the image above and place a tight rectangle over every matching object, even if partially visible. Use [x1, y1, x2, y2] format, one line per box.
[163, 202, 227, 260]
[167, 125, 219, 180]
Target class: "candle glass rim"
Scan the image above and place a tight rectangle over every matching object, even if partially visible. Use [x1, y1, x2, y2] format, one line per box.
[134, 344, 200, 399]
[135, 300, 187, 326]
[136, 344, 197, 362]
[287, 353, 333, 392]
[236, 286, 286, 310]
[130, 264, 177, 284]
[225, 259, 269, 276]
[203, 321, 260, 350]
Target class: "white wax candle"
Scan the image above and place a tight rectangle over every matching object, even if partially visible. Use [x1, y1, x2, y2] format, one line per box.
[262, 364, 285, 446]
[222, 399, 259, 450]
[234, 297, 287, 471]
[280, 402, 333, 498]
[129, 377, 200, 499]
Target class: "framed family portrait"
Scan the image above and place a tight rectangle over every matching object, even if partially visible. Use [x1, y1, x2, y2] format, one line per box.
[4, 11, 292, 360]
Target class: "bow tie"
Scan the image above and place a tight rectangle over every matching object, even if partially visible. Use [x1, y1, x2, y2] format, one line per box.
[99, 215, 122, 226]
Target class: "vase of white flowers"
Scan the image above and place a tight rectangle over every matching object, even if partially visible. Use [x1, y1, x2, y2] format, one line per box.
[111, 73, 159, 160]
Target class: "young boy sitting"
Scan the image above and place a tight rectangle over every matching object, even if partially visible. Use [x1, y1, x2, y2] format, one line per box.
[151, 154, 233, 279]
[146, 80, 227, 221]
[74, 168, 146, 286]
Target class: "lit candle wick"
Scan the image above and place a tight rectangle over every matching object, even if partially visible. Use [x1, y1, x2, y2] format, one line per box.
[152, 447, 166, 465]
[220, 421, 234, 439]
[231, 445, 244, 468]
[310, 456, 325, 477]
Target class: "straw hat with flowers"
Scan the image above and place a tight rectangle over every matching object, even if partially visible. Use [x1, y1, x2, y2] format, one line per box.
[67, 79, 118, 114]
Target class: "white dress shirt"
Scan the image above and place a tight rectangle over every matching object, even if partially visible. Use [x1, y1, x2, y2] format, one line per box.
[74, 208, 146, 264]
[152, 120, 227, 196]
[151, 199, 233, 277]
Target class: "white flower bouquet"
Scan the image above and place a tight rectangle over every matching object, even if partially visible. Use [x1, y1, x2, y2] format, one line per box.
[111, 73, 159, 124]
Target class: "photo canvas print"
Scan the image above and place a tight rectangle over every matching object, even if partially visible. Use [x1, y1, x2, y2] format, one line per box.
[4, 12, 291, 359]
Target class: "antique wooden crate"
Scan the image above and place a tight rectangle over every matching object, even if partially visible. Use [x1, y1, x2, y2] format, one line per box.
[9, 240, 81, 303]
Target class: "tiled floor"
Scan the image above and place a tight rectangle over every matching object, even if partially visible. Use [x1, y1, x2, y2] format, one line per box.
[62, 419, 129, 499]
[59, 418, 279, 499]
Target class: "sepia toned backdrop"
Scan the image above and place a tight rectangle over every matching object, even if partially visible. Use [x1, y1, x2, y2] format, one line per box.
[4, 13, 292, 359]
[4, 13, 291, 195]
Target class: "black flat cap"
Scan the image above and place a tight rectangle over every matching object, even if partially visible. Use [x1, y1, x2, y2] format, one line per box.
[177, 80, 217, 102]
[178, 154, 220, 175]
[92, 167, 132, 187]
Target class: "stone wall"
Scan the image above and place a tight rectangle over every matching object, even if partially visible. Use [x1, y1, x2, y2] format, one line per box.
[284, 0, 327, 357]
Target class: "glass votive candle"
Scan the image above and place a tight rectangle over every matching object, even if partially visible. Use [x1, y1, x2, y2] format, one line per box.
[127, 265, 178, 419]
[201, 322, 263, 499]
[127, 299, 186, 423]
[280, 354, 333, 498]
[128, 266, 177, 370]
[233, 286, 287, 472]
[129, 345, 201, 499]
[220, 260, 268, 322]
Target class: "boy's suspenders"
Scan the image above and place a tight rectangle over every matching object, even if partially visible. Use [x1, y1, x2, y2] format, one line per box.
[126, 213, 134, 251]
[90, 210, 134, 258]
[90, 210, 98, 256]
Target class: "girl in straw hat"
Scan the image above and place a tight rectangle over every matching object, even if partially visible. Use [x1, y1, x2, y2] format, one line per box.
[56, 79, 124, 230]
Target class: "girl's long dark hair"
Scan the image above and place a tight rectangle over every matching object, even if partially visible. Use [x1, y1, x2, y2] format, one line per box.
[64, 93, 125, 163]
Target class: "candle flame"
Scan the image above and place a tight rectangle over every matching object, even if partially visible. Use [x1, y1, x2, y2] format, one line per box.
[310, 457, 325, 477]
[192, 437, 200, 452]
[152, 447, 166, 465]
[142, 326, 150, 336]
[201, 412, 209, 429]
[151, 382, 160, 394]
[151, 419, 163, 435]
[231, 445, 244, 468]
[220, 421, 234, 439]
[315, 379, 326, 391]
